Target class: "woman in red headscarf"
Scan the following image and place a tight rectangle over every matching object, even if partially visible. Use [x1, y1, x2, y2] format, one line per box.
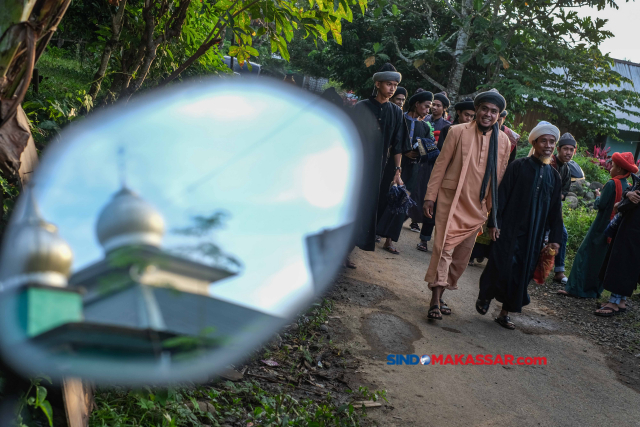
[559, 152, 638, 299]
[592, 152, 640, 316]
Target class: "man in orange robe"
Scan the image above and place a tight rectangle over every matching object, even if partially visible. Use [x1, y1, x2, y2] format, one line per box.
[422, 89, 511, 320]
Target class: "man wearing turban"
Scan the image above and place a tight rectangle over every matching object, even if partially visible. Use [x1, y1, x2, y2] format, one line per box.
[477, 121, 564, 329]
[350, 63, 411, 266]
[422, 89, 511, 320]
[561, 151, 637, 301]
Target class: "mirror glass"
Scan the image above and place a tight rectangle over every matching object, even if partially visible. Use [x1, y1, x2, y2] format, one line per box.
[0, 79, 363, 384]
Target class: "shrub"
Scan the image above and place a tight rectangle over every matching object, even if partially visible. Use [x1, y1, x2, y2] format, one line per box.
[572, 147, 610, 185]
[563, 204, 597, 273]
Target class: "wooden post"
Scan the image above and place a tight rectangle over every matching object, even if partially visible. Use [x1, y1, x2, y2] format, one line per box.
[62, 378, 94, 427]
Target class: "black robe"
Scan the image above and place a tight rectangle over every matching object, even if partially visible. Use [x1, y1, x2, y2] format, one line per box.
[599, 190, 640, 297]
[479, 157, 564, 313]
[352, 97, 409, 251]
[377, 115, 432, 242]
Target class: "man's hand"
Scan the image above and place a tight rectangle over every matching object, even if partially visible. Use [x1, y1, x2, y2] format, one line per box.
[627, 190, 640, 204]
[488, 227, 500, 241]
[405, 151, 419, 159]
[393, 171, 404, 186]
[594, 188, 601, 198]
[423, 200, 435, 218]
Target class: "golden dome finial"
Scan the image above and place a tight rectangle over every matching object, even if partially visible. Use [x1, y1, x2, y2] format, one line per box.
[0, 186, 74, 289]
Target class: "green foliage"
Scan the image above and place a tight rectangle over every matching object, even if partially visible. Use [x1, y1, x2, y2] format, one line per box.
[23, 50, 95, 146]
[15, 377, 54, 427]
[573, 147, 611, 185]
[292, 0, 640, 141]
[562, 205, 597, 274]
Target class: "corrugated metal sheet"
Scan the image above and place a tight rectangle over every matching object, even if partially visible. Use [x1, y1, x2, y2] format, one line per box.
[610, 59, 640, 131]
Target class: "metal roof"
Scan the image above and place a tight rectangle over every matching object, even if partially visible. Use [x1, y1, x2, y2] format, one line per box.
[609, 59, 640, 131]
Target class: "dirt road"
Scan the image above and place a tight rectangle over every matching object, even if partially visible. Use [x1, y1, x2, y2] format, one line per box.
[329, 225, 640, 427]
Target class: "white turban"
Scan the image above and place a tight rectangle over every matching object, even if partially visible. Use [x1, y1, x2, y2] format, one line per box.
[528, 121, 560, 144]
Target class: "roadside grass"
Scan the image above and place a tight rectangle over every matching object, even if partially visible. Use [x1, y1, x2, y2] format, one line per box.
[89, 299, 387, 427]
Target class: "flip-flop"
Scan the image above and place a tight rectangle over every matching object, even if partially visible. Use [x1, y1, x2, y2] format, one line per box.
[495, 315, 515, 330]
[383, 246, 400, 255]
[594, 306, 618, 317]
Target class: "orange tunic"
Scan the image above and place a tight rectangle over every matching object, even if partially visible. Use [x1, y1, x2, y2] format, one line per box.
[424, 122, 511, 284]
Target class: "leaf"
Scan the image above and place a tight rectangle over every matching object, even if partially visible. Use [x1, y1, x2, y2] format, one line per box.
[377, 52, 389, 61]
[365, 55, 376, 67]
[392, 4, 399, 15]
[413, 58, 425, 68]
[40, 401, 53, 427]
[474, 0, 483, 10]
[372, 42, 382, 53]
[359, 0, 367, 14]
[36, 386, 48, 405]
[500, 55, 510, 69]
[373, 6, 382, 17]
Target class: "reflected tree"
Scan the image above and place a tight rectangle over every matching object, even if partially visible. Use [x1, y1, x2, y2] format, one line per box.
[172, 211, 241, 272]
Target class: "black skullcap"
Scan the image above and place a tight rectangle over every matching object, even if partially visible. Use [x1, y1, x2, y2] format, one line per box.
[557, 132, 577, 148]
[415, 88, 425, 94]
[433, 92, 450, 108]
[454, 97, 474, 112]
[408, 91, 434, 111]
[474, 88, 506, 113]
[392, 87, 407, 98]
[500, 110, 508, 118]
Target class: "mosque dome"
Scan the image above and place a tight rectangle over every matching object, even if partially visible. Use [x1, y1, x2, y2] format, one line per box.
[1, 192, 73, 289]
[96, 187, 165, 252]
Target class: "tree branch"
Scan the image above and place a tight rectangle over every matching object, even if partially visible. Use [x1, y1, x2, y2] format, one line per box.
[442, 0, 462, 19]
[392, 36, 446, 91]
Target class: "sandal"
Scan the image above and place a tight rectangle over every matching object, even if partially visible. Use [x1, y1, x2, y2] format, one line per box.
[427, 305, 442, 320]
[383, 246, 400, 255]
[594, 306, 618, 317]
[410, 223, 421, 233]
[417, 242, 429, 252]
[495, 315, 515, 330]
[439, 299, 451, 315]
[475, 298, 491, 315]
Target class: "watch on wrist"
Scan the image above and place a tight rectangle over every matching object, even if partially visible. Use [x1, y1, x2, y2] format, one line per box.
[394, 166, 402, 172]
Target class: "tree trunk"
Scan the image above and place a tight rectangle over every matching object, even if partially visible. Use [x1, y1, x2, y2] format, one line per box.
[88, 0, 128, 101]
[445, 0, 472, 104]
[0, 0, 71, 184]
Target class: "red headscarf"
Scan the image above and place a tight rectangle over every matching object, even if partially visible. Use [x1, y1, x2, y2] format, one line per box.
[609, 152, 638, 221]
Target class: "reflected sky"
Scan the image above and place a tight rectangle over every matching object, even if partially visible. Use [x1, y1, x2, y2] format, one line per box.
[19, 81, 361, 317]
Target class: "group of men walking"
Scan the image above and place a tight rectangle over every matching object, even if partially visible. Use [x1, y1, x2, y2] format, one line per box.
[346, 62, 640, 329]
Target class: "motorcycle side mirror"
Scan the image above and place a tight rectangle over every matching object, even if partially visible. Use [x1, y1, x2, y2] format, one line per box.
[0, 79, 365, 384]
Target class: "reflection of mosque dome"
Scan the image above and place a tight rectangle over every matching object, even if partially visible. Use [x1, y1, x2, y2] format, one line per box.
[1, 192, 73, 288]
[96, 187, 165, 252]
